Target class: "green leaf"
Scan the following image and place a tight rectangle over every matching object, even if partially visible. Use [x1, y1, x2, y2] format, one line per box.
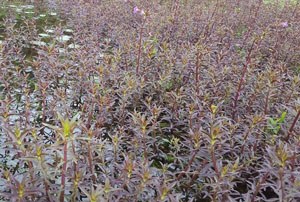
[165, 154, 175, 162]
[162, 138, 170, 144]
[277, 111, 286, 123]
[269, 118, 277, 126]
[234, 7, 240, 12]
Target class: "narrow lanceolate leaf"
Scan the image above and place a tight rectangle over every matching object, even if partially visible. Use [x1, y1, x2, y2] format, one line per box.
[42, 123, 61, 132]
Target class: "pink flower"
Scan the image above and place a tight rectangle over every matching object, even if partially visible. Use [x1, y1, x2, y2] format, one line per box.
[133, 6, 145, 15]
[280, 22, 288, 28]
[133, 7, 139, 13]
[124, 0, 127, 2]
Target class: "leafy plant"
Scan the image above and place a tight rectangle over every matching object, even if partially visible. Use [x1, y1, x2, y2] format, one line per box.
[268, 111, 286, 135]
[0, 0, 299, 201]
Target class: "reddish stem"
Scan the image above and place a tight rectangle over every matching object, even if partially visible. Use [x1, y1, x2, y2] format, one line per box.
[60, 139, 68, 202]
[136, 17, 146, 74]
[264, 86, 271, 115]
[195, 52, 201, 95]
[286, 109, 300, 141]
[176, 149, 199, 181]
[232, 39, 256, 120]
[211, 147, 219, 176]
[251, 172, 270, 202]
[87, 140, 96, 184]
[279, 168, 285, 202]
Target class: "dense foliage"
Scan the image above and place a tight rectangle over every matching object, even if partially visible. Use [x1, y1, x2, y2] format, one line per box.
[0, 0, 299, 201]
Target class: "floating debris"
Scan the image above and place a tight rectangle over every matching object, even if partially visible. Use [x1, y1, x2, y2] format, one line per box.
[68, 44, 80, 49]
[39, 33, 51, 38]
[20, 5, 35, 9]
[64, 29, 73, 33]
[56, 35, 72, 42]
[46, 29, 55, 33]
[31, 41, 47, 46]
[24, 11, 35, 14]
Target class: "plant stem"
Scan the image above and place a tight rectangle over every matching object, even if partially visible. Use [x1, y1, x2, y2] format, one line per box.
[142, 132, 147, 163]
[87, 140, 96, 184]
[232, 39, 256, 120]
[286, 109, 300, 141]
[136, 17, 146, 74]
[279, 168, 285, 202]
[176, 149, 199, 181]
[264, 86, 271, 115]
[195, 52, 201, 96]
[60, 139, 68, 202]
[251, 172, 269, 202]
